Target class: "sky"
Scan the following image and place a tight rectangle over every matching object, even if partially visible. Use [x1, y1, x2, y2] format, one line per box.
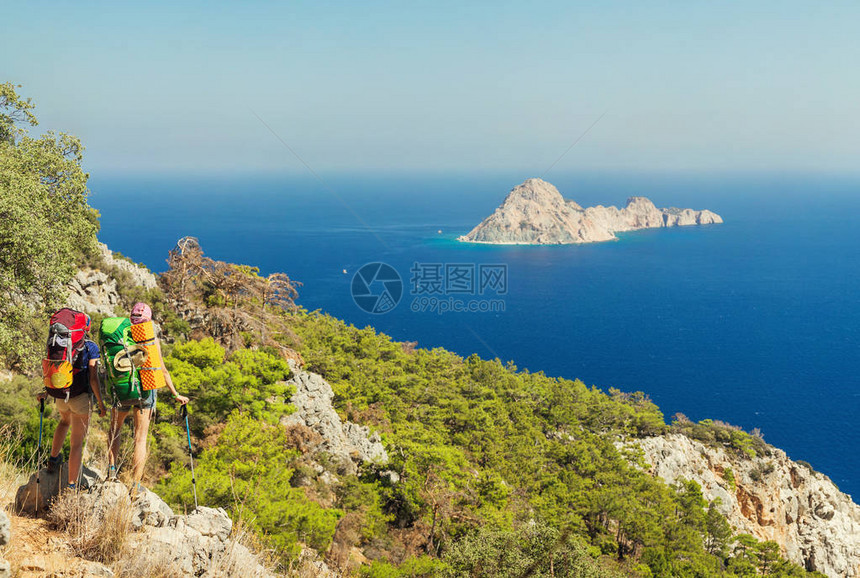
[4, 1, 860, 176]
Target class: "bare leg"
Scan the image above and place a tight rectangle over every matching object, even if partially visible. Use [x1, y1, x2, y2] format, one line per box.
[51, 408, 71, 459]
[108, 409, 130, 470]
[131, 407, 152, 484]
[67, 412, 90, 485]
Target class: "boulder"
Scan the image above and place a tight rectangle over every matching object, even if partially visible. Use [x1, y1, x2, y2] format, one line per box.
[125, 525, 197, 576]
[184, 506, 232, 541]
[131, 485, 175, 529]
[131, 506, 274, 577]
[14, 464, 102, 516]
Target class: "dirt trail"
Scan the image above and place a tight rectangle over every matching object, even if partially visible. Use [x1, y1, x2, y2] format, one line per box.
[3, 510, 106, 577]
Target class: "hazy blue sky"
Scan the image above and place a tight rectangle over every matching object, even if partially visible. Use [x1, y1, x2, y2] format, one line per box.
[5, 1, 860, 175]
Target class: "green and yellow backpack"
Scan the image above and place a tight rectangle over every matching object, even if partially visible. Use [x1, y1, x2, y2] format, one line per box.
[99, 317, 166, 405]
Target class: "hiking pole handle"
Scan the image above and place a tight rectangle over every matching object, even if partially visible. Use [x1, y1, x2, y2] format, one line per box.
[180, 404, 188, 419]
[40, 398, 45, 413]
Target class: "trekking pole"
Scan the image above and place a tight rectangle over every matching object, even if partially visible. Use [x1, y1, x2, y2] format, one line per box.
[36, 397, 44, 514]
[77, 394, 93, 490]
[180, 404, 198, 510]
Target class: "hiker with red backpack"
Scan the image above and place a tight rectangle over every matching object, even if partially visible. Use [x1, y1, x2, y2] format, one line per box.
[38, 308, 107, 490]
[102, 302, 188, 488]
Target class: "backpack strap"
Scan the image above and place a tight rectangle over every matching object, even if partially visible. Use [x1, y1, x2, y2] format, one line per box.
[119, 334, 143, 404]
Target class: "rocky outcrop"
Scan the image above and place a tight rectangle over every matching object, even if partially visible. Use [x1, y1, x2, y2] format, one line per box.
[66, 243, 158, 315]
[124, 503, 273, 577]
[15, 464, 102, 515]
[14, 474, 273, 577]
[281, 364, 388, 474]
[633, 434, 860, 577]
[96, 243, 158, 291]
[66, 270, 122, 316]
[458, 178, 722, 244]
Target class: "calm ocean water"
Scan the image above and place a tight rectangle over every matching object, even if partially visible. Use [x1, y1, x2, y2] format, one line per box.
[90, 172, 860, 498]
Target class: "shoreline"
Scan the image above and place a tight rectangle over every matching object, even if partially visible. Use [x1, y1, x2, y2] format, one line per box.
[455, 236, 618, 245]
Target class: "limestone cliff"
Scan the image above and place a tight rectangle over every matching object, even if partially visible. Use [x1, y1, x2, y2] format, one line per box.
[66, 243, 158, 316]
[458, 178, 722, 244]
[632, 434, 860, 578]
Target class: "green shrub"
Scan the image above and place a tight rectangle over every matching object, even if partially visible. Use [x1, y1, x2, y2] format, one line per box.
[360, 556, 444, 578]
[722, 467, 736, 490]
[442, 523, 618, 578]
[165, 338, 293, 432]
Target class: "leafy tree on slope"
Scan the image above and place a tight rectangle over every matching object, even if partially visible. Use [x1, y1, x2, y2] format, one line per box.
[0, 82, 98, 369]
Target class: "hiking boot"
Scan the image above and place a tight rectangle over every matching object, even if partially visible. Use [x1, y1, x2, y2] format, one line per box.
[128, 482, 145, 498]
[66, 477, 91, 492]
[46, 455, 62, 474]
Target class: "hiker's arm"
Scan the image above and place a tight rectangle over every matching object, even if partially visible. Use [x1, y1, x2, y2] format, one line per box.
[89, 358, 107, 416]
[156, 338, 189, 405]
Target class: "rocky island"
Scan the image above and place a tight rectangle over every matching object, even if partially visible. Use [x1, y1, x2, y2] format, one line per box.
[458, 177, 723, 244]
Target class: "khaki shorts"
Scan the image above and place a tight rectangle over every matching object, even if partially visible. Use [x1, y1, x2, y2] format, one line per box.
[55, 393, 91, 415]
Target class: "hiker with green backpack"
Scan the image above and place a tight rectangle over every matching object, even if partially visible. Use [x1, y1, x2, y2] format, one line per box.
[99, 302, 188, 487]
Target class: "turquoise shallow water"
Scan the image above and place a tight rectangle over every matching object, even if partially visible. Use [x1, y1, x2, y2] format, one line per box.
[91, 171, 860, 497]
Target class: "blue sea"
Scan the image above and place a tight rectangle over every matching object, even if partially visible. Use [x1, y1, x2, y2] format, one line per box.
[90, 171, 860, 498]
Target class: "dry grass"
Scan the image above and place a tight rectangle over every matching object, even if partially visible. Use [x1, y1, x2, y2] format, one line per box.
[82, 418, 111, 471]
[0, 425, 27, 505]
[48, 487, 133, 564]
[48, 488, 192, 578]
[0, 426, 22, 568]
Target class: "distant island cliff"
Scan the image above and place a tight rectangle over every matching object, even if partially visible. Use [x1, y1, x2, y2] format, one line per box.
[458, 177, 723, 244]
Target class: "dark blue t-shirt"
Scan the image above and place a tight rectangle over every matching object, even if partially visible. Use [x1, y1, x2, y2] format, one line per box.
[71, 340, 100, 395]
